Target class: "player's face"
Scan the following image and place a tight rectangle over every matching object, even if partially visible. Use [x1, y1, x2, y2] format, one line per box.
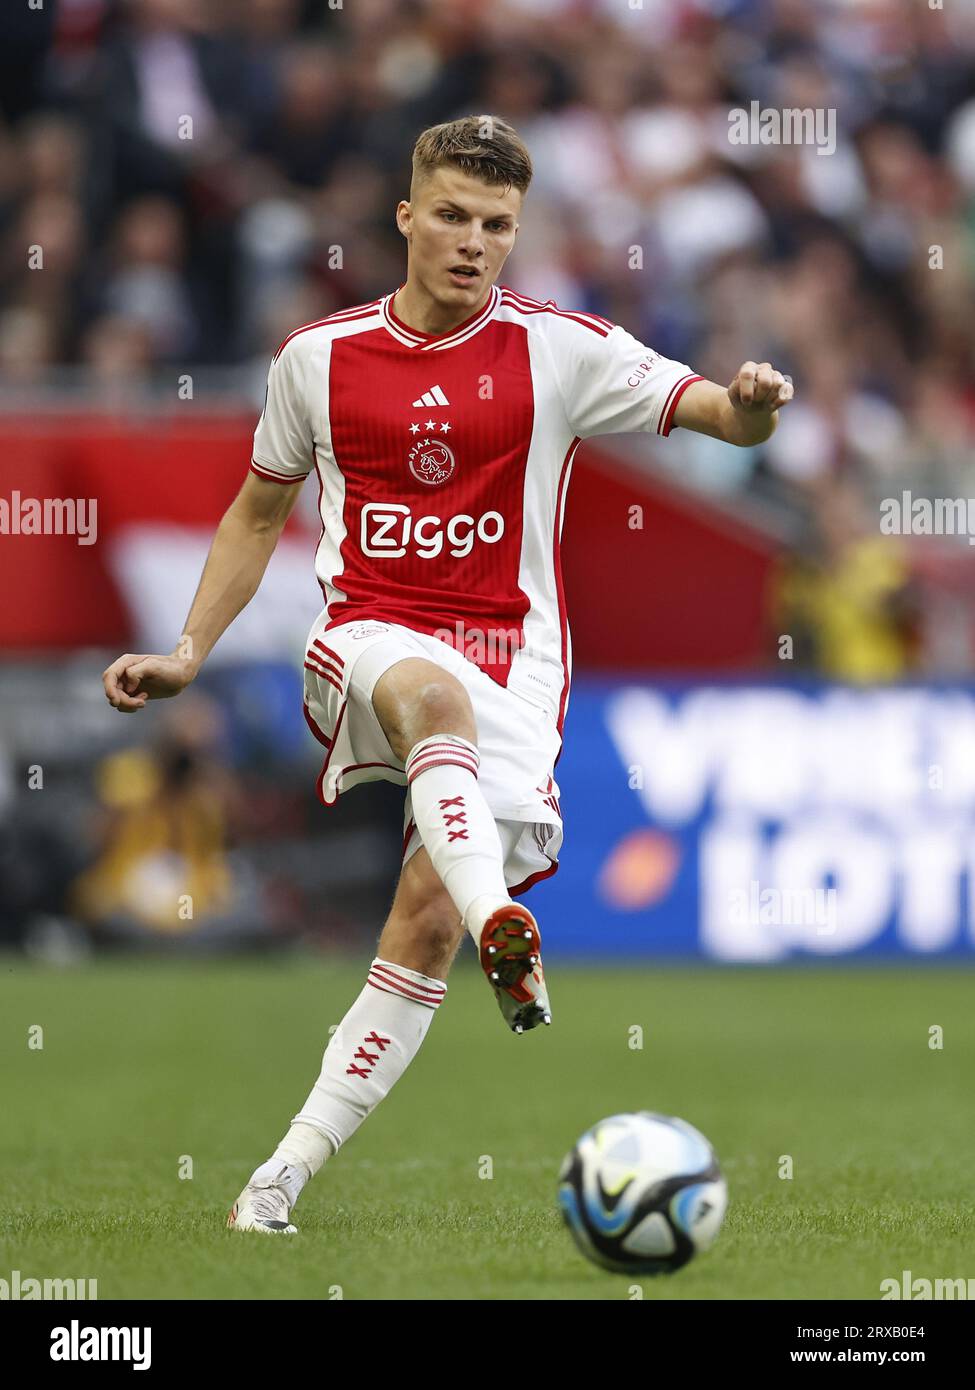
[397, 166, 521, 306]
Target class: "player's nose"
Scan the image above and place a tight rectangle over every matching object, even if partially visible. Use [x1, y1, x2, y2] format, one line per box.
[458, 224, 486, 256]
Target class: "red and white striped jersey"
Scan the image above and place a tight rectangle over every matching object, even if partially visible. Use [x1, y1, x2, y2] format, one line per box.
[251, 283, 701, 733]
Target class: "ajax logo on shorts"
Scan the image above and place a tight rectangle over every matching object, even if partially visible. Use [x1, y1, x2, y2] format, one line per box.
[361, 502, 504, 559]
[408, 437, 456, 486]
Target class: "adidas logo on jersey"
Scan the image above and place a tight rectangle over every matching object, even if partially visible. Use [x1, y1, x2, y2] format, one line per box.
[412, 385, 450, 407]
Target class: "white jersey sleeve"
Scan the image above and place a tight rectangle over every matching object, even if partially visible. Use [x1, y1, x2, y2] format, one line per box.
[250, 340, 313, 485]
[551, 318, 702, 441]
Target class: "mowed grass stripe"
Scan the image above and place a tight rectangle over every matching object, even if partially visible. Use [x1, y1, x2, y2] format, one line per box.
[1, 959, 972, 1300]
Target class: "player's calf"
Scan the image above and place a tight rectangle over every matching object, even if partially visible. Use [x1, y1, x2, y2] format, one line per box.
[377, 859, 465, 978]
[374, 661, 514, 943]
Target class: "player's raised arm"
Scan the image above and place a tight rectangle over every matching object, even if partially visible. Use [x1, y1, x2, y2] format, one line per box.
[102, 470, 304, 713]
[548, 318, 793, 448]
[672, 362, 794, 447]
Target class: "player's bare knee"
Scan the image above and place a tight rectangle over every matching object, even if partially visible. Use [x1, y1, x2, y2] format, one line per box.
[369, 658, 472, 761]
[409, 675, 475, 745]
[374, 662, 476, 760]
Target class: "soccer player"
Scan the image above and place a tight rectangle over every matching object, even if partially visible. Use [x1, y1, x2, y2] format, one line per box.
[102, 115, 794, 1234]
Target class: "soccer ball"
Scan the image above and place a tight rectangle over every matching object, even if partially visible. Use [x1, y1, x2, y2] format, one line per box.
[558, 1111, 727, 1274]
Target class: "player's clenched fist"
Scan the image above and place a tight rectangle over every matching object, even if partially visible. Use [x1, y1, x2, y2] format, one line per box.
[102, 653, 197, 713]
[727, 361, 794, 413]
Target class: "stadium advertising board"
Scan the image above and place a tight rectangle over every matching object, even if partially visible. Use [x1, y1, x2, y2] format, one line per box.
[538, 681, 975, 961]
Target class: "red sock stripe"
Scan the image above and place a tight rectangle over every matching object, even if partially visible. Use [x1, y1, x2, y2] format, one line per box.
[366, 979, 441, 1008]
[369, 961, 446, 1000]
[407, 755, 479, 784]
[406, 749, 479, 774]
[313, 639, 345, 669]
[405, 743, 479, 780]
[367, 973, 445, 1008]
[405, 740, 479, 764]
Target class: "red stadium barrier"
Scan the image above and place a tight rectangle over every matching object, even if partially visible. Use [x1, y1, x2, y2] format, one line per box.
[0, 415, 776, 666]
[562, 447, 776, 671]
[0, 413, 266, 648]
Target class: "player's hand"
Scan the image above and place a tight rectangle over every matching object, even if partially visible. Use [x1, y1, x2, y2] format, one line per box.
[102, 653, 198, 713]
[727, 361, 794, 414]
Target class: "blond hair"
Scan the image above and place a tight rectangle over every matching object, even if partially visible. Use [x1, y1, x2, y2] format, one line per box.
[411, 115, 533, 196]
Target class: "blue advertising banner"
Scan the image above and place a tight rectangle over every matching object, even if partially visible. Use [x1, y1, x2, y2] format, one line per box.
[526, 679, 975, 961]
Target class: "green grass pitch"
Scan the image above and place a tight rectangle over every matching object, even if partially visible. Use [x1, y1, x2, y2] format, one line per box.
[1, 957, 972, 1300]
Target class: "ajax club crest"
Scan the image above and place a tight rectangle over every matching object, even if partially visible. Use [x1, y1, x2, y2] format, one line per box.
[408, 437, 456, 487]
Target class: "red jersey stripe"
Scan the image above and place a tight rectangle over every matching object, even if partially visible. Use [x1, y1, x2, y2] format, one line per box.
[312, 640, 345, 669]
[306, 651, 343, 683]
[501, 285, 613, 330]
[500, 290, 611, 337]
[273, 300, 382, 361]
[302, 701, 333, 749]
[250, 459, 309, 485]
[553, 436, 580, 742]
[303, 661, 343, 695]
[658, 374, 703, 436]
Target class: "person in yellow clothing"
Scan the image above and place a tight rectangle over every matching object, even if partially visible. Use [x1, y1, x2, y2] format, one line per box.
[771, 479, 917, 682]
[72, 698, 261, 944]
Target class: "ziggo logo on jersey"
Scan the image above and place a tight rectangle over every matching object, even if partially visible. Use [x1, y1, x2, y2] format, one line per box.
[361, 503, 504, 559]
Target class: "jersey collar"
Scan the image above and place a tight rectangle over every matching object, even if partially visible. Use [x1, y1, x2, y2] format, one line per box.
[381, 282, 500, 351]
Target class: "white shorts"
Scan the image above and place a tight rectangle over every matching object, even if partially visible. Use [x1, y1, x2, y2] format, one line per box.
[302, 615, 564, 896]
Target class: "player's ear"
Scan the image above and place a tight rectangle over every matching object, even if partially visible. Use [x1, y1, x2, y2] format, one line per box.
[395, 201, 412, 239]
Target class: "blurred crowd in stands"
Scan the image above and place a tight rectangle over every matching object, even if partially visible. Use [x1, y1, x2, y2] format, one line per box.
[2, 0, 975, 679]
[3, 0, 975, 953]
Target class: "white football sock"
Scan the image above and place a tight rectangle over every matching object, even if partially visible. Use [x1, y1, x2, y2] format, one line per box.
[404, 733, 510, 939]
[247, 1157, 311, 1209]
[270, 1123, 333, 1179]
[259, 958, 446, 1200]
